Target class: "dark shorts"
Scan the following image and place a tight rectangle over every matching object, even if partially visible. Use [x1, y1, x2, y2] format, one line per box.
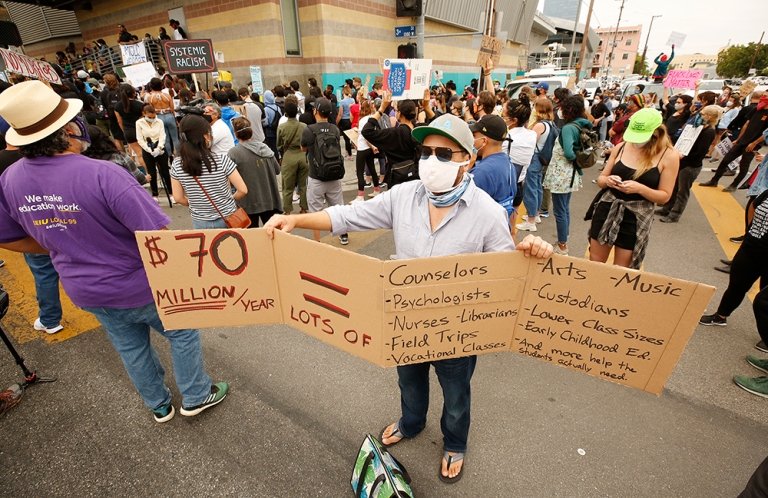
[588, 201, 638, 250]
[109, 118, 125, 141]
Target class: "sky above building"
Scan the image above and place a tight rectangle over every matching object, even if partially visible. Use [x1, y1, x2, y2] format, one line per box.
[540, 0, 765, 59]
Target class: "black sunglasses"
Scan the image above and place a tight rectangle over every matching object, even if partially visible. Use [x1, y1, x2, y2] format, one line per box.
[420, 145, 464, 162]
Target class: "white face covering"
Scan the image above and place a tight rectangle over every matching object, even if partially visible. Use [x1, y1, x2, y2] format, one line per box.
[674, 103, 685, 110]
[145, 116, 157, 123]
[418, 155, 467, 193]
[726, 101, 733, 108]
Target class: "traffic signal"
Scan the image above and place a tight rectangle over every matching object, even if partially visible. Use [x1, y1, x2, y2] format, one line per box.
[396, 0, 422, 17]
[397, 43, 417, 59]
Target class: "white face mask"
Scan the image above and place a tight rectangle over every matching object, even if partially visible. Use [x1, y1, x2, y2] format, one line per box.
[674, 103, 685, 110]
[726, 101, 733, 108]
[418, 155, 467, 194]
[145, 117, 157, 123]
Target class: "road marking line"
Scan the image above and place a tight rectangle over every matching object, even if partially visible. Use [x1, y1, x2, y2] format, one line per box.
[692, 184, 758, 301]
[0, 249, 99, 345]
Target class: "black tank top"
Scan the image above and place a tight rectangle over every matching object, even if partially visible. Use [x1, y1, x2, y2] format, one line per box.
[609, 144, 664, 201]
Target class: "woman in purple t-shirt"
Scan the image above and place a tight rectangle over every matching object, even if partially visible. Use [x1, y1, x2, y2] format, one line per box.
[170, 114, 248, 229]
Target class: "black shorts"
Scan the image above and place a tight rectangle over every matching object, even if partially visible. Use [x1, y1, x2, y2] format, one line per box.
[588, 201, 638, 250]
[109, 118, 125, 141]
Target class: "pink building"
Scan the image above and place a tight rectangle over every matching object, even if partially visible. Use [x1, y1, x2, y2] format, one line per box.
[592, 24, 642, 77]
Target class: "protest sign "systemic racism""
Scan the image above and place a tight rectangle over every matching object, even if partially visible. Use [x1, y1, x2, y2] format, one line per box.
[137, 229, 714, 394]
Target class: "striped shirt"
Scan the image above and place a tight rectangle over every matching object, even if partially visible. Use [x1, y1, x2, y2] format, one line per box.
[171, 154, 238, 222]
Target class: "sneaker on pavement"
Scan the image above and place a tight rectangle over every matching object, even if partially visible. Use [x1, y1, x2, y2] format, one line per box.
[699, 181, 718, 187]
[180, 382, 229, 417]
[33, 317, 63, 335]
[722, 185, 737, 193]
[516, 221, 538, 232]
[699, 313, 727, 326]
[534, 215, 542, 223]
[730, 235, 745, 243]
[553, 245, 568, 256]
[746, 355, 768, 374]
[655, 208, 670, 216]
[152, 401, 175, 423]
[0, 259, 4, 268]
[756, 341, 768, 353]
[659, 216, 678, 223]
[339, 234, 349, 245]
[152, 196, 160, 204]
[733, 375, 768, 398]
[379, 182, 388, 190]
[539, 211, 550, 218]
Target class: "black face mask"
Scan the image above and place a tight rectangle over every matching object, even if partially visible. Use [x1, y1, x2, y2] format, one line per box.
[203, 114, 213, 123]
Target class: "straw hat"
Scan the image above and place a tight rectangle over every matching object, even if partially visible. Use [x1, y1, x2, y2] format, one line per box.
[0, 80, 83, 146]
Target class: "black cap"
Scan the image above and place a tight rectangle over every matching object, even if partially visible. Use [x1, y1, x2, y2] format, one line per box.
[469, 115, 508, 141]
[314, 97, 333, 116]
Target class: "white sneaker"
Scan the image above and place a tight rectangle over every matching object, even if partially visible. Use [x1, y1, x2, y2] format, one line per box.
[292, 193, 300, 203]
[535, 216, 542, 223]
[516, 221, 538, 232]
[368, 190, 381, 198]
[553, 245, 569, 256]
[349, 196, 365, 204]
[152, 196, 160, 204]
[34, 318, 63, 335]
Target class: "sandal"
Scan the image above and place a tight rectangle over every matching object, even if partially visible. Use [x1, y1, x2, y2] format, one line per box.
[438, 451, 465, 484]
[380, 421, 406, 447]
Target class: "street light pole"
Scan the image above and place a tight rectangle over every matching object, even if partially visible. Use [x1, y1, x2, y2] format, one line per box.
[640, 15, 662, 76]
[604, 0, 625, 80]
[574, 0, 595, 85]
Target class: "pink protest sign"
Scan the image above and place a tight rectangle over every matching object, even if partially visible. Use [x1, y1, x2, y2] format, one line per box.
[664, 70, 704, 90]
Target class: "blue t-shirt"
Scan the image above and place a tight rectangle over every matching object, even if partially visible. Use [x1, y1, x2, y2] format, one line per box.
[339, 97, 354, 120]
[471, 152, 516, 203]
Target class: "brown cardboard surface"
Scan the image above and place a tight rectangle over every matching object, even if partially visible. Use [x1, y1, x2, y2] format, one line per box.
[136, 230, 715, 393]
[272, 230, 384, 366]
[135, 229, 281, 330]
[512, 255, 715, 394]
[381, 252, 529, 367]
[475, 35, 504, 67]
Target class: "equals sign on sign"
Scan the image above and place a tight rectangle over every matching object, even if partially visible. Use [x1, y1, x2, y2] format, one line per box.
[299, 271, 351, 318]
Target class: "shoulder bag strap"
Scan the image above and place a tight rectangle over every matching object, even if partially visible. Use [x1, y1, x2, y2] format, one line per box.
[193, 176, 227, 220]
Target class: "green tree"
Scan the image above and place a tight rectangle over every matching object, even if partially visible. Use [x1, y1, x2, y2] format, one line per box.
[633, 55, 648, 75]
[717, 43, 768, 77]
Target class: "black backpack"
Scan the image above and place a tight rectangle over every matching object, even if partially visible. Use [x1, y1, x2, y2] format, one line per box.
[265, 104, 283, 134]
[535, 120, 559, 166]
[310, 124, 345, 181]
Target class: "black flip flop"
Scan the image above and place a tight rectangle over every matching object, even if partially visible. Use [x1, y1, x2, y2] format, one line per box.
[438, 451, 465, 484]
[380, 421, 406, 448]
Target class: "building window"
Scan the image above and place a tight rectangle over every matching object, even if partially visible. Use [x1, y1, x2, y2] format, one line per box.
[625, 39, 631, 46]
[598, 39, 603, 46]
[280, 0, 301, 56]
[622, 53, 629, 60]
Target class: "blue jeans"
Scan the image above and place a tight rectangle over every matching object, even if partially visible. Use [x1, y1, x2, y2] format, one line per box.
[552, 192, 572, 243]
[157, 112, 179, 156]
[192, 217, 227, 229]
[83, 303, 212, 410]
[522, 154, 544, 218]
[397, 356, 477, 453]
[24, 253, 62, 328]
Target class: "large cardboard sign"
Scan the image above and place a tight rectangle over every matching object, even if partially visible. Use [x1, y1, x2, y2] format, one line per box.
[0, 48, 61, 85]
[120, 42, 147, 66]
[122, 61, 158, 88]
[476, 35, 504, 67]
[136, 229, 714, 394]
[381, 58, 431, 100]
[663, 70, 703, 90]
[162, 39, 217, 74]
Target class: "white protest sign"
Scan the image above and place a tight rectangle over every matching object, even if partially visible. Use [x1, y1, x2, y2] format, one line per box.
[667, 32, 686, 48]
[674, 124, 703, 156]
[382, 58, 432, 100]
[120, 42, 148, 66]
[122, 61, 158, 88]
[249, 66, 264, 94]
[713, 137, 732, 160]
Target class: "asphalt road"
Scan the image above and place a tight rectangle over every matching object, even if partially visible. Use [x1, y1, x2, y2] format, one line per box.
[1, 159, 766, 497]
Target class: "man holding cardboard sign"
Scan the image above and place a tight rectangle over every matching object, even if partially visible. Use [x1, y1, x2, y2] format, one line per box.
[265, 114, 553, 484]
